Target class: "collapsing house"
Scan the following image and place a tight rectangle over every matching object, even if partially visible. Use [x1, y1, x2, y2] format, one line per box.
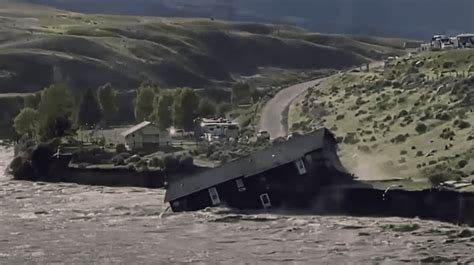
[165, 128, 366, 212]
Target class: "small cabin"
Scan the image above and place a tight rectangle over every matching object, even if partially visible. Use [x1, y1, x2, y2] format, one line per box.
[121, 121, 171, 149]
[164, 128, 367, 212]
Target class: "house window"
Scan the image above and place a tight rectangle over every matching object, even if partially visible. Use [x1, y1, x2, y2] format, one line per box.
[208, 187, 221, 206]
[236, 178, 246, 192]
[260, 193, 272, 208]
[294, 159, 307, 175]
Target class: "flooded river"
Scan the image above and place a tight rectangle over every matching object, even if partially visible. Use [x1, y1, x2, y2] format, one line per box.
[0, 146, 473, 264]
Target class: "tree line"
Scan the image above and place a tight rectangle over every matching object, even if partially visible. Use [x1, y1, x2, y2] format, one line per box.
[12, 81, 256, 141]
[13, 79, 264, 140]
[134, 83, 219, 131]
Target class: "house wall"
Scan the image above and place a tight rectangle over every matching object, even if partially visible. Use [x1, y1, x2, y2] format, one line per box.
[125, 131, 144, 149]
[172, 181, 474, 227]
[124, 125, 171, 149]
[141, 125, 171, 144]
[170, 148, 356, 212]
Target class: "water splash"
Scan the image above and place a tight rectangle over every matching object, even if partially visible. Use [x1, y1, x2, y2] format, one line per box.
[0, 145, 14, 178]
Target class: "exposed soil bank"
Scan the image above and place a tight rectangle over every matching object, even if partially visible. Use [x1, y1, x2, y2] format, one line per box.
[11, 151, 165, 189]
[310, 187, 474, 227]
[50, 155, 164, 188]
[9, 150, 474, 227]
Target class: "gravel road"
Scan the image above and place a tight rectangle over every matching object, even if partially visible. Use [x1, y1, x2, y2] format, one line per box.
[0, 147, 473, 264]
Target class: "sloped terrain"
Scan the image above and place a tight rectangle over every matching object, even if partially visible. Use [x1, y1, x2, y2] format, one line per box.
[289, 49, 474, 186]
[23, 0, 474, 39]
[0, 2, 406, 94]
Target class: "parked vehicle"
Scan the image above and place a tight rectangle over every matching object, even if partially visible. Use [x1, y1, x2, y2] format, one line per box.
[171, 128, 194, 139]
[257, 130, 270, 140]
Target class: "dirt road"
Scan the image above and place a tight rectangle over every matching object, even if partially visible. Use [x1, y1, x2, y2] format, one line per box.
[260, 61, 385, 139]
[0, 147, 473, 264]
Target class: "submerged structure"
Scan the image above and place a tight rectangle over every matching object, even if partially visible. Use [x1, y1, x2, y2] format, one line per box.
[165, 128, 366, 212]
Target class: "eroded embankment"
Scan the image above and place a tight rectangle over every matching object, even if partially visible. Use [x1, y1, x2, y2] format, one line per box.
[8, 148, 474, 227]
[308, 187, 474, 227]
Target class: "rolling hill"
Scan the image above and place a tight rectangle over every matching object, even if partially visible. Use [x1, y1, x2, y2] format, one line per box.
[22, 0, 474, 39]
[0, 2, 409, 95]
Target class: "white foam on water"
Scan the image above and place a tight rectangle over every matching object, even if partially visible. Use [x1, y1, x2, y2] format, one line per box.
[0, 146, 13, 178]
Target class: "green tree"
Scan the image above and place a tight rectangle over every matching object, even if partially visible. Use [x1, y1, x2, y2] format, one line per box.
[153, 92, 174, 130]
[173, 88, 200, 130]
[77, 89, 103, 127]
[250, 87, 264, 103]
[217, 103, 232, 117]
[24, 92, 42, 109]
[135, 86, 155, 121]
[37, 84, 74, 140]
[97, 83, 117, 125]
[231, 82, 251, 105]
[197, 98, 216, 118]
[41, 115, 73, 141]
[140, 80, 161, 94]
[13, 108, 39, 137]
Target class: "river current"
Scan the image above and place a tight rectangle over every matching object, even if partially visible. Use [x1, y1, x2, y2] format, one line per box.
[0, 146, 472, 263]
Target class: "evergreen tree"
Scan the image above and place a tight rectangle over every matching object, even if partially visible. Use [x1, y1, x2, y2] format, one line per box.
[37, 83, 74, 140]
[77, 89, 103, 128]
[153, 92, 174, 130]
[97, 83, 117, 125]
[173, 88, 200, 131]
[197, 98, 216, 118]
[135, 86, 155, 121]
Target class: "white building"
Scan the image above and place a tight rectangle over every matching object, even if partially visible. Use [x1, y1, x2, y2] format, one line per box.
[121, 121, 171, 149]
[200, 118, 239, 142]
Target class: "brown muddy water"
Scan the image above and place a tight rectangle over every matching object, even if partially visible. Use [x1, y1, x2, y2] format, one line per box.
[0, 147, 473, 264]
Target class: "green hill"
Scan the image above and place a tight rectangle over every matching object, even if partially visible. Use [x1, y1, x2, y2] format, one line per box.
[0, 2, 408, 95]
[289, 49, 474, 185]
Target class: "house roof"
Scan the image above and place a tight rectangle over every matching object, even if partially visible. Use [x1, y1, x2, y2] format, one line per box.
[121, 121, 153, 137]
[164, 128, 336, 202]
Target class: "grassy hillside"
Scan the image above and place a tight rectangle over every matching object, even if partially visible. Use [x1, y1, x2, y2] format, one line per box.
[289, 49, 474, 185]
[24, 0, 474, 39]
[0, 2, 407, 95]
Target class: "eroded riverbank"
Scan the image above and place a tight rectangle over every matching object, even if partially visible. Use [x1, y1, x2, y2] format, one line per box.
[1, 147, 473, 263]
